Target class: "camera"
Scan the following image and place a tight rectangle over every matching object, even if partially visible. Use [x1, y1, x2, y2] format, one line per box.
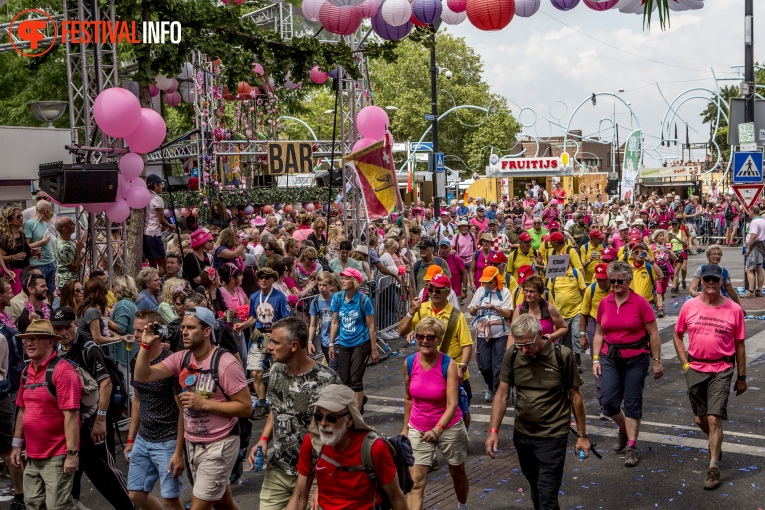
[152, 324, 168, 337]
[444, 70, 453, 80]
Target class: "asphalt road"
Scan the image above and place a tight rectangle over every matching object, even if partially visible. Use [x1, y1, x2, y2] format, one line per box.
[15, 246, 765, 510]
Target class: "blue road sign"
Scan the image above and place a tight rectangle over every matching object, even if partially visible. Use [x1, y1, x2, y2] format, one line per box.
[424, 114, 435, 121]
[411, 141, 433, 152]
[435, 152, 445, 173]
[733, 151, 764, 183]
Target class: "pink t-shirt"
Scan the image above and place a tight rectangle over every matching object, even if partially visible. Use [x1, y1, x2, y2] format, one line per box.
[676, 297, 745, 373]
[443, 253, 466, 294]
[162, 348, 248, 443]
[611, 235, 626, 250]
[597, 291, 656, 359]
[470, 217, 489, 232]
[451, 232, 476, 265]
[408, 352, 462, 431]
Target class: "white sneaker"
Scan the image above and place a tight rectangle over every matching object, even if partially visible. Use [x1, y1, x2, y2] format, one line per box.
[379, 331, 399, 341]
[73, 500, 91, 510]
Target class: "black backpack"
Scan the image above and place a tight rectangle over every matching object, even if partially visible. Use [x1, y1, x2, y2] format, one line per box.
[80, 341, 128, 418]
[724, 204, 735, 221]
[0, 324, 24, 395]
[181, 348, 252, 453]
[312, 432, 414, 510]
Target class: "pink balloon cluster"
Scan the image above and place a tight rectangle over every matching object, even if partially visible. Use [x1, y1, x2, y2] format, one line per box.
[90, 87, 168, 222]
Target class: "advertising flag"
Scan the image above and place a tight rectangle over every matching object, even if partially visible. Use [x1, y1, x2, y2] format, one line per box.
[344, 139, 403, 220]
[621, 129, 641, 202]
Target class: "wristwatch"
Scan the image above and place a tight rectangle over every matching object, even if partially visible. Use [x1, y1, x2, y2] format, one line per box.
[738, 375, 747, 381]
[458, 363, 467, 371]
[576, 433, 588, 439]
[67, 449, 79, 456]
[96, 410, 107, 417]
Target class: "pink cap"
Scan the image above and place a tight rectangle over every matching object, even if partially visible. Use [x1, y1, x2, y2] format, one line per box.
[339, 267, 365, 283]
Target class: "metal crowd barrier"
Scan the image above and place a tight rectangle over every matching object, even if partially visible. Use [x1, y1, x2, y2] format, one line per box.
[373, 274, 409, 335]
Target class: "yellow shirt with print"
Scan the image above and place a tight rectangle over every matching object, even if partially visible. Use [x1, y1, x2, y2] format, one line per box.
[616, 245, 655, 263]
[581, 281, 611, 320]
[547, 267, 586, 319]
[580, 242, 605, 283]
[507, 249, 537, 280]
[411, 301, 473, 380]
[629, 262, 660, 302]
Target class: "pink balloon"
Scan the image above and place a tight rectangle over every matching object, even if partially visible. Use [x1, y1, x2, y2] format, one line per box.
[304, 203, 316, 212]
[356, 105, 389, 139]
[105, 199, 131, 223]
[166, 78, 179, 93]
[118, 175, 131, 200]
[149, 84, 160, 97]
[119, 152, 144, 181]
[126, 186, 152, 209]
[352, 138, 377, 152]
[131, 177, 147, 189]
[83, 203, 108, 214]
[124, 108, 167, 154]
[164, 91, 181, 107]
[192, 208, 199, 218]
[310, 66, 329, 85]
[181, 208, 191, 218]
[93, 88, 142, 138]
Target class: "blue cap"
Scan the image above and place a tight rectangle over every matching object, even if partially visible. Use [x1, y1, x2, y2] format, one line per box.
[185, 307, 217, 341]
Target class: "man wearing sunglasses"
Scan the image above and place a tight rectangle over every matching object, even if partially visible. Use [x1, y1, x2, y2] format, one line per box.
[627, 242, 663, 304]
[673, 264, 747, 490]
[486, 314, 590, 510]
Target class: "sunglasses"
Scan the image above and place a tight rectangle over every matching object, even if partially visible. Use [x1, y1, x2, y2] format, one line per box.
[307, 257, 317, 262]
[258, 275, 274, 281]
[609, 279, 626, 285]
[415, 333, 438, 342]
[313, 411, 350, 424]
[427, 285, 446, 294]
[702, 276, 721, 283]
[75, 288, 84, 293]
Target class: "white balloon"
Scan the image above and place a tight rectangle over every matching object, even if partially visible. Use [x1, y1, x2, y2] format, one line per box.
[301, 0, 324, 21]
[155, 74, 173, 91]
[381, 0, 412, 27]
[178, 62, 194, 80]
[441, 1, 466, 24]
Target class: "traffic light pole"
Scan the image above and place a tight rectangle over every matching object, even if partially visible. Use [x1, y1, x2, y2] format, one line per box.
[745, 0, 754, 124]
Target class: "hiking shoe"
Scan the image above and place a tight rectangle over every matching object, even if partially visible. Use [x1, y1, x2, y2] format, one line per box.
[757, 290, 764, 298]
[681, 280, 687, 289]
[704, 466, 721, 490]
[657, 309, 665, 318]
[624, 447, 639, 467]
[9, 499, 25, 510]
[614, 429, 628, 452]
[742, 291, 756, 299]
[252, 404, 270, 421]
[484, 389, 494, 402]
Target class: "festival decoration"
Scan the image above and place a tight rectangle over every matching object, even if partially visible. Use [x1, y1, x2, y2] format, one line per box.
[123, 108, 167, 154]
[166, 78, 179, 93]
[83, 203, 108, 214]
[310, 66, 329, 84]
[319, 2, 363, 35]
[446, 0, 467, 12]
[119, 152, 144, 181]
[92, 88, 142, 139]
[582, 0, 618, 9]
[155, 74, 174, 91]
[514, 0, 540, 16]
[355, 0, 380, 18]
[328, 0, 365, 5]
[356, 105, 389, 139]
[126, 186, 152, 209]
[149, 84, 160, 97]
[466, 0, 515, 30]
[105, 199, 131, 223]
[381, 0, 412, 26]
[178, 62, 194, 80]
[352, 138, 378, 152]
[412, 0, 443, 24]
[441, 1, 467, 23]
[551, 0, 579, 10]
[164, 91, 181, 107]
[371, 11, 412, 40]
[302, 0, 324, 20]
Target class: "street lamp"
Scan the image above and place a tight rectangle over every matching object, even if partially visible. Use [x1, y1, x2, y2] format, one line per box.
[430, 20, 447, 214]
[27, 101, 68, 128]
[612, 89, 625, 174]
[384, 106, 399, 113]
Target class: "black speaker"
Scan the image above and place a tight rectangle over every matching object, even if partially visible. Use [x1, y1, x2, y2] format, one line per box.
[167, 175, 190, 192]
[39, 161, 119, 204]
[315, 168, 342, 187]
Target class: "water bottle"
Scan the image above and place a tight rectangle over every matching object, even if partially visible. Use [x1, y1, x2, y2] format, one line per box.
[578, 449, 586, 461]
[254, 446, 265, 472]
[383, 343, 391, 353]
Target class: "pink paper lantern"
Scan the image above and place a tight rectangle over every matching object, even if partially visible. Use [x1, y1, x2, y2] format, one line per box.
[166, 78, 179, 93]
[119, 152, 144, 181]
[126, 186, 152, 209]
[582, 0, 617, 9]
[319, 2, 362, 35]
[447, 0, 467, 12]
[355, 0, 379, 18]
[441, 1, 467, 23]
[302, 0, 325, 21]
[93, 88, 142, 139]
[304, 203, 316, 212]
[466, 0, 515, 30]
[356, 105, 389, 140]
[149, 84, 160, 97]
[381, 0, 412, 26]
[164, 91, 181, 107]
[514, 0, 540, 16]
[550, 0, 579, 10]
[105, 199, 131, 223]
[252, 63, 264, 76]
[124, 108, 167, 154]
[181, 208, 191, 218]
[310, 66, 329, 84]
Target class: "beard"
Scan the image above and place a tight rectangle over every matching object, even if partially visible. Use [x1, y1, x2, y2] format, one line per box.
[319, 421, 349, 448]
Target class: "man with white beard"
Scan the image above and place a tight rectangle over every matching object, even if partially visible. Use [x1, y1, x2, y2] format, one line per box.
[287, 384, 408, 510]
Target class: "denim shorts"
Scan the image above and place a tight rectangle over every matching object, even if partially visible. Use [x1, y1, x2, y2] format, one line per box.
[127, 435, 183, 499]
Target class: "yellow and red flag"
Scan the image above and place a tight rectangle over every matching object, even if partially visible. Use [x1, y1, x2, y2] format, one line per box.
[344, 139, 403, 221]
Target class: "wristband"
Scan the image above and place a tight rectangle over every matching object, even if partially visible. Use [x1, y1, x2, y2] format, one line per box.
[96, 410, 107, 417]
[592, 355, 600, 360]
[11, 438, 24, 448]
[406, 312, 414, 319]
[140, 343, 152, 349]
[682, 363, 690, 371]
[126, 438, 135, 444]
[489, 428, 499, 434]
[260, 436, 269, 443]
[435, 422, 445, 431]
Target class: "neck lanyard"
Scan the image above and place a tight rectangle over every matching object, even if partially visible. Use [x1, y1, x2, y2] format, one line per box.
[260, 288, 273, 306]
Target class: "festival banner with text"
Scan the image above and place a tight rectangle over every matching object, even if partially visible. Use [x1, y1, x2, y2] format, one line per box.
[621, 129, 641, 202]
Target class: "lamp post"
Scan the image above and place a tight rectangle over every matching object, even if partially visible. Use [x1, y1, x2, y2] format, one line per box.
[611, 89, 624, 174]
[27, 101, 68, 128]
[430, 21, 448, 215]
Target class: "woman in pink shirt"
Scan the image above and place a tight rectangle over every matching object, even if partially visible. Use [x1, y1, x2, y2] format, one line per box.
[403, 317, 468, 510]
[521, 206, 535, 230]
[592, 261, 663, 468]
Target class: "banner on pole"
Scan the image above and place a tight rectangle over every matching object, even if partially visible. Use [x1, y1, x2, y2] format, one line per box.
[621, 129, 641, 202]
[344, 139, 404, 221]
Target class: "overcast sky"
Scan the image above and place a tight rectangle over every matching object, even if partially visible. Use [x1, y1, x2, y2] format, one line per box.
[445, 0, 763, 167]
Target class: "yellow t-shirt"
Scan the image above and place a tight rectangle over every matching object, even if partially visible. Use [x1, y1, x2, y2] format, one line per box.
[629, 262, 660, 302]
[547, 267, 585, 319]
[507, 249, 537, 280]
[542, 245, 583, 272]
[411, 301, 473, 380]
[581, 281, 611, 320]
[616, 245, 655, 263]
[580, 242, 604, 283]
[500, 270, 519, 300]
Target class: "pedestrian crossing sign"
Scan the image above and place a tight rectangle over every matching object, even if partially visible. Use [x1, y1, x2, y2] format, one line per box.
[733, 151, 763, 183]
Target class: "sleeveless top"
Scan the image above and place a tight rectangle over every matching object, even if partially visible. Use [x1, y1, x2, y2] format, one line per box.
[518, 298, 555, 336]
[408, 352, 462, 432]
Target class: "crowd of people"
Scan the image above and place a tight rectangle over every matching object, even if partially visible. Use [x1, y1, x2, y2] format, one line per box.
[0, 176, 755, 510]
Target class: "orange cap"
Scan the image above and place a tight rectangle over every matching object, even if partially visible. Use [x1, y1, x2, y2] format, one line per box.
[424, 264, 443, 282]
[479, 266, 502, 290]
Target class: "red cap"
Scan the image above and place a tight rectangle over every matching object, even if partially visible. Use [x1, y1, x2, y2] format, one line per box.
[430, 273, 451, 288]
[594, 263, 610, 280]
[628, 236, 642, 249]
[519, 232, 532, 242]
[490, 252, 507, 264]
[548, 221, 560, 231]
[517, 265, 534, 284]
[600, 247, 616, 261]
[628, 228, 642, 238]
[549, 232, 565, 243]
[588, 229, 605, 239]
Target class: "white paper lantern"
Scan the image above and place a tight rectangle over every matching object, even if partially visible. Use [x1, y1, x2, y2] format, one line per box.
[302, 0, 325, 21]
[178, 82, 196, 104]
[515, 0, 541, 16]
[178, 62, 194, 80]
[381, 0, 412, 26]
[155, 74, 173, 91]
[327, 0, 365, 5]
[441, 1, 466, 24]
